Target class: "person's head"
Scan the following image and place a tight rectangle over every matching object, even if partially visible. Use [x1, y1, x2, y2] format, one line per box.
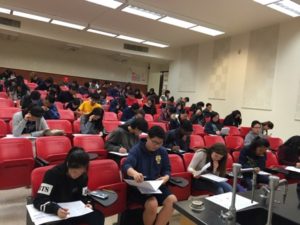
[65, 147, 89, 179]
[147, 98, 154, 106]
[210, 112, 219, 123]
[69, 86, 77, 95]
[90, 93, 100, 105]
[131, 103, 140, 113]
[179, 119, 193, 136]
[45, 78, 53, 86]
[43, 95, 55, 107]
[25, 105, 45, 121]
[128, 118, 148, 136]
[249, 137, 270, 157]
[179, 110, 188, 121]
[183, 97, 189, 103]
[282, 135, 300, 157]
[251, 120, 261, 135]
[196, 101, 205, 109]
[30, 91, 41, 102]
[134, 89, 140, 95]
[149, 88, 154, 94]
[164, 90, 170, 97]
[135, 109, 145, 119]
[206, 103, 212, 111]
[207, 143, 227, 176]
[84, 82, 90, 88]
[262, 121, 274, 131]
[146, 126, 165, 151]
[72, 98, 81, 108]
[87, 107, 104, 121]
[232, 110, 241, 119]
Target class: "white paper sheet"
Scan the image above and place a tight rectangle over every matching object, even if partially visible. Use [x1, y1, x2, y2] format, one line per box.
[258, 171, 271, 176]
[193, 162, 211, 177]
[206, 192, 258, 211]
[109, 151, 128, 157]
[5, 134, 36, 140]
[124, 179, 163, 194]
[285, 166, 300, 174]
[200, 173, 228, 182]
[26, 201, 93, 225]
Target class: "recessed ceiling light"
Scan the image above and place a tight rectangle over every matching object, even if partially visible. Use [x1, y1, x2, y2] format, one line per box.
[13, 11, 51, 22]
[159, 16, 196, 29]
[143, 41, 169, 48]
[87, 28, 117, 37]
[253, 0, 279, 5]
[116, 35, 144, 43]
[85, 0, 123, 9]
[190, 25, 224, 36]
[268, 0, 300, 17]
[122, 5, 162, 20]
[0, 7, 11, 14]
[51, 20, 86, 30]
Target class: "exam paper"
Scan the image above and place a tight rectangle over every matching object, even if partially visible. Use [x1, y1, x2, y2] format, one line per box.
[193, 162, 211, 177]
[124, 179, 163, 194]
[206, 192, 258, 211]
[26, 201, 93, 225]
[285, 166, 300, 174]
[109, 151, 128, 157]
[200, 173, 228, 182]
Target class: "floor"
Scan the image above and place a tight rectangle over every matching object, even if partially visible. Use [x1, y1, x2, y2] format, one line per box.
[0, 187, 182, 225]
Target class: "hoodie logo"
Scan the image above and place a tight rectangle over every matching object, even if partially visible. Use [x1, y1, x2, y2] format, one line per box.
[156, 155, 161, 164]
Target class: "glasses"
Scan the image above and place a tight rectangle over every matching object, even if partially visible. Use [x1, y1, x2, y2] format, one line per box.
[149, 139, 163, 146]
[253, 126, 261, 129]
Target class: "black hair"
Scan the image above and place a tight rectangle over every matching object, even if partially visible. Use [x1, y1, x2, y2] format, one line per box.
[180, 119, 193, 132]
[130, 117, 148, 133]
[169, 96, 174, 102]
[206, 103, 212, 107]
[135, 109, 145, 117]
[248, 137, 270, 154]
[24, 105, 44, 118]
[184, 97, 189, 102]
[72, 98, 81, 106]
[45, 95, 55, 104]
[251, 120, 261, 128]
[196, 101, 205, 108]
[164, 90, 170, 95]
[205, 143, 227, 177]
[210, 111, 219, 120]
[262, 121, 274, 129]
[148, 126, 165, 140]
[30, 91, 41, 100]
[91, 93, 100, 101]
[282, 135, 300, 157]
[65, 147, 89, 169]
[232, 110, 241, 117]
[131, 103, 140, 111]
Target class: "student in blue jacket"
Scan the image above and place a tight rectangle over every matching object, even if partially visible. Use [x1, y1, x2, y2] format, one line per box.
[122, 126, 177, 225]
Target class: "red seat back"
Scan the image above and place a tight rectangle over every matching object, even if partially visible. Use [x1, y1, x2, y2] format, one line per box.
[117, 112, 123, 120]
[0, 92, 8, 98]
[144, 114, 153, 122]
[57, 109, 75, 121]
[168, 154, 186, 173]
[0, 119, 7, 137]
[73, 135, 107, 158]
[225, 126, 241, 136]
[103, 120, 121, 133]
[0, 138, 34, 189]
[232, 151, 240, 163]
[55, 101, 64, 109]
[204, 135, 225, 148]
[36, 136, 72, 164]
[267, 137, 283, 152]
[266, 150, 279, 168]
[31, 165, 54, 198]
[46, 120, 73, 134]
[192, 124, 205, 136]
[239, 127, 251, 138]
[27, 82, 38, 91]
[0, 107, 20, 121]
[148, 122, 167, 132]
[103, 112, 118, 121]
[0, 98, 12, 107]
[183, 152, 195, 170]
[73, 119, 80, 133]
[225, 136, 244, 151]
[226, 153, 233, 171]
[189, 135, 205, 150]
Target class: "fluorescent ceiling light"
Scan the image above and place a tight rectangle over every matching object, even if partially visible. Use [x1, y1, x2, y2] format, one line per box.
[268, 0, 300, 17]
[190, 25, 224, 36]
[86, 0, 123, 9]
[159, 16, 196, 29]
[253, 0, 279, 5]
[122, 5, 162, 20]
[51, 20, 85, 30]
[116, 35, 144, 43]
[87, 28, 117, 37]
[13, 11, 51, 22]
[143, 41, 169, 48]
[0, 7, 11, 14]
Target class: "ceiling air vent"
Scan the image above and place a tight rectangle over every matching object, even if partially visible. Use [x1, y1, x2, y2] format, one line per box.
[124, 43, 148, 53]
[0, 17, 21, 28]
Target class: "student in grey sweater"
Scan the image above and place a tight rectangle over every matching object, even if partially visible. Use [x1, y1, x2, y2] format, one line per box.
[244, 120, 263, 146]
[13, 105, 48, 137]
[105, 118, 148, 153]
[188, 143, 232, 194]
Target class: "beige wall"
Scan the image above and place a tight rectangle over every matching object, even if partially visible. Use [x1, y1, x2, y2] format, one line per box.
[168, 19, 300, 140]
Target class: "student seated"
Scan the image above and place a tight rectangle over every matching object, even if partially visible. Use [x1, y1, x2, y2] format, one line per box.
[159, 90, 170, 102]
[223, 110, 242, 127]
[12, 104, 49, 137]
[78, 93, 101, 115]
[33, 147, 104, 225]
[202, 103, 213, 118]
[188, 143, 232, 194]
[109, 97, 127, 114]
[42, 95, 60, 120]
[190, 108, 204, 126]
[80, 108, 104, 135]
[244, 120, 262, 146]
[204, 112, 223, 135]
[261, 121, 274, 136]
[122, 126, 177, 225]
[105, 118, 148, 153]
[169, 109, 188, 130]
[143, 98, 156, 115]
[121, 103, 140, 122]
[165, 119, 193, 152]
[239, 137, 270, 190]
[21, 90, 42, 109]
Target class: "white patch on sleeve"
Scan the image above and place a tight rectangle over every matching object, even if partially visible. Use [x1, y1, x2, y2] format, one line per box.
[37, 183, 53, 195]
[82, 186, 88, 196]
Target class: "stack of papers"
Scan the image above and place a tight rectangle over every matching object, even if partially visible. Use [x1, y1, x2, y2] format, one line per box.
[26, 201, 93, 225]
[200, 173, 228, 182]
[124, 179, 163, 194]
[285, 166, 300, 173]
[206, 192, 258, 211]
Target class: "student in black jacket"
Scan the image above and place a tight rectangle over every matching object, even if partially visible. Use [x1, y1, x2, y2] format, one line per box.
[223, 110, 242, 127]
[33, 147, 104, 225]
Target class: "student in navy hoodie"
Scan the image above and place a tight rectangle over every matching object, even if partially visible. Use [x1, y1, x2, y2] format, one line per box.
[122, 126, 177, 225]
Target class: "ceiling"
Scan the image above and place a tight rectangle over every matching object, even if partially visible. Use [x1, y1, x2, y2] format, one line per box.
[0, 0, 297, 48]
